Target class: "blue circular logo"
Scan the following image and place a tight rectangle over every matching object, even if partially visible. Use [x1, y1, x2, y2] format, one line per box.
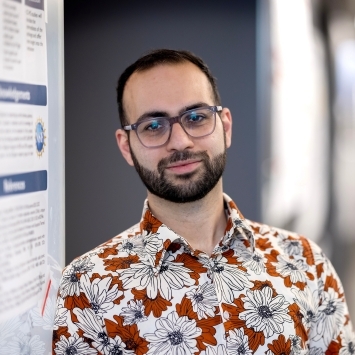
[35, 119, 45, 156]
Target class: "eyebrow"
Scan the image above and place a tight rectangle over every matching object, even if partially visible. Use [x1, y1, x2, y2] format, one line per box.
[135, 102, 210, 123]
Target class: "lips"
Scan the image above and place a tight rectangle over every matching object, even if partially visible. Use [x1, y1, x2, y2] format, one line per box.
[157, 150, 209, 174]
[165, 160, 201, 174]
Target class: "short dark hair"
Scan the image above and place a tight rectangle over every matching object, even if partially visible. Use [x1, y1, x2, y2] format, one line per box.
[116, 49, 221, 127]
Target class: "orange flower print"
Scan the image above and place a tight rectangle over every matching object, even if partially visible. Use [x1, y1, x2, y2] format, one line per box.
[288, 303, 307, 341]
[222, 300, 247, 332]
[176, 296, 220, 350]
[267, 334, 292, 355]
[64, 293, 90, 323]
[324, 274, 343, 297]
[256, 237, 272, 251]
[326, 340, 341, 355]
[300, 236, 315, 266]
[105, 315, 149, 355]
[97, 243, 119, 259]
[222, 296, 265, 353]
[53, 196, 354, 355]
[266, 251, 313, 289]
[131, 288, 172, 318]
[175, 253, 207, 283]
[228, 200, 244, 219]
[103, 255, 139, 272]
[251, 280, 277, 297]
[140, 210, 162, 233]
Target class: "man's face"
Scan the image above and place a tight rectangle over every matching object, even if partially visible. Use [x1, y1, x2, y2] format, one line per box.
[116, 62, 232, 203]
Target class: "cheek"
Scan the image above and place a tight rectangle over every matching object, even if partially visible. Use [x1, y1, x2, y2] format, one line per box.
[130, 144, 162, 170]
[207, 130, 227, 153]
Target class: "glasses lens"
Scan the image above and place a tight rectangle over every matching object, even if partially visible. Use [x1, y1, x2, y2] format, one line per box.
[137, 117, 170, 147]
[181, 107, 216, 137]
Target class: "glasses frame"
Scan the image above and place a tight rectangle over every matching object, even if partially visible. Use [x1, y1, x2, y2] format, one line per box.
[123, 105, 223, 148]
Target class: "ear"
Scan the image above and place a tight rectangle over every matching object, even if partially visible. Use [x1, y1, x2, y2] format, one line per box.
[220, 108, 232, 148]
[115, 129, 134, 166]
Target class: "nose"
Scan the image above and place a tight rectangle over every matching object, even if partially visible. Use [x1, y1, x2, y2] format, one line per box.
[165, 121, 194, 151]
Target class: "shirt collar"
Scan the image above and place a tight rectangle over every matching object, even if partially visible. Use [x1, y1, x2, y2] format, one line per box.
[139, 193, 255, 271]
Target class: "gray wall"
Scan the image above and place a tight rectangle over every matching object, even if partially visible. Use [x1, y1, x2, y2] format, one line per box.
[64, 0, 258, 264]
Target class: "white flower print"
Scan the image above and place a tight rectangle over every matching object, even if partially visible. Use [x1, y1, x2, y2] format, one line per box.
[201, 254, 253, 303]
[314, 250, 330, 267]
[120, 300, 148, 325]
[233, 217, 244, 228]
[74, 307, 111, 355]
[292, 287, 318, 329]
[259, 224, 271, 235]
[144, 311, 202, 355]
[54, 304, 69, 329]
[239, 286, 292, 338]
[120, 252, 194, 300]
[185, 282, 218, 319]
[3, 333, 45, 355]
[54, 333, 97, 355]
[201, 344, 228, 355]
[119, 259, 158, 298]
[80, 274, 121, 317]
[238, 249, 266, 275]
[314, 288, 345, 345]
[226, 327, 252, 355]
[340, 324, 355, 355]
[53, 196, 355, 355]
[279, 238, 303, 256]
[108, 336, 134, 355]
[117, 235, 144, 256]
[274, 255, 308, 283]
[213, 243, 230, 255]
[229, 232, 250, 252]
[59, 266, 81, 297]
[72, 256, 95, 273]
[308, 347, 324, 355]
[289, 335, 302, 355]
[141, 231, 164, 264]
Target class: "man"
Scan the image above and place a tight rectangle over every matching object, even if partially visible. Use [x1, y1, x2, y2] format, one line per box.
[53, 49, 354, 355]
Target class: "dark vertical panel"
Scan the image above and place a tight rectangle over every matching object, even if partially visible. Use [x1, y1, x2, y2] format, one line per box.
[64, 0, 258, 264]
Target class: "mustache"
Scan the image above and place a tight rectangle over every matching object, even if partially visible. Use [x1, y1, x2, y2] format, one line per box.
[157, 150, 209, 174]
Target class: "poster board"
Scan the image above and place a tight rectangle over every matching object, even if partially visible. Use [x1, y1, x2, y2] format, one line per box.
[0, 0, 64, 353]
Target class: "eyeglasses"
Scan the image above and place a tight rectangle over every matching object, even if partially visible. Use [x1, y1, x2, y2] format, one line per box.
[123, 105, 222, 148]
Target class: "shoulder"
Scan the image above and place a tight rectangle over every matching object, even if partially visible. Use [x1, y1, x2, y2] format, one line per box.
[246, 220, 321, 250]
[244, 219, 333, 289]
[67, 222, 141, 265]
[246, 218, 319, 255]
[59, 222, 142, 295]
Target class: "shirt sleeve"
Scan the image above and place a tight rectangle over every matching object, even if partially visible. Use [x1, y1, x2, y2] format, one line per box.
[307, 238, 355, 354]
[52, 263, 101, 355]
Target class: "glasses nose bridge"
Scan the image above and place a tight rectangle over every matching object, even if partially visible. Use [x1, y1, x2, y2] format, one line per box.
[168, 115, 182, 128]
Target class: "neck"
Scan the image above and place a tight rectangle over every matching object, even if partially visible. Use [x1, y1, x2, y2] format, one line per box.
[146, 180, 227, 255]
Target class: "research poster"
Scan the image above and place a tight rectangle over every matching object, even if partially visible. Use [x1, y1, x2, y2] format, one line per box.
[0, 0, 60, 353]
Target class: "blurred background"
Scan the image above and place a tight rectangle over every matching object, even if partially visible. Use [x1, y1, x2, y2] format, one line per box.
[64, 0, 355, 320]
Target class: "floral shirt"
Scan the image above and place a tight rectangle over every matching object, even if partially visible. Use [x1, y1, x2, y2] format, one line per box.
[53, 194, 355, 355]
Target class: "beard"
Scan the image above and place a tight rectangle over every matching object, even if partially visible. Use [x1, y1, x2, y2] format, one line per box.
[130, 147, 227, 203]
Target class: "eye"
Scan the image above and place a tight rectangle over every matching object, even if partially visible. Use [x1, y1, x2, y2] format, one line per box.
[186, 112, 206, 123]
[141, 119, 163, 131]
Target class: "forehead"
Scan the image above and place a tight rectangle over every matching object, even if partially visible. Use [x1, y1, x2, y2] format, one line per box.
[123, 62, 214, 122]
